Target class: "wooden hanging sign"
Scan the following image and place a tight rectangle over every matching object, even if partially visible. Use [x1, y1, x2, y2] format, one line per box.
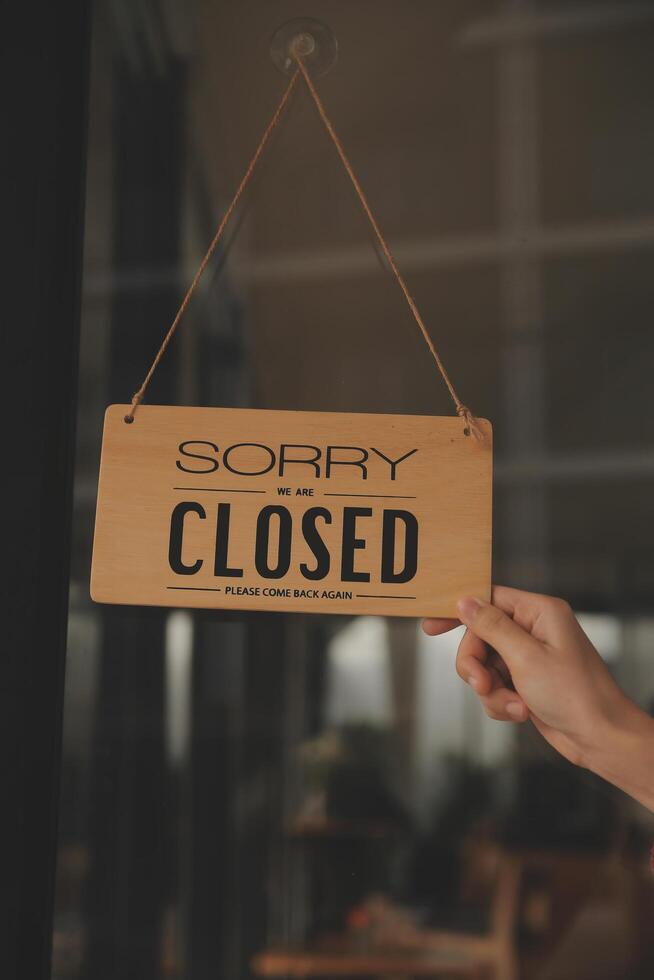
[90, 404, 492, 617]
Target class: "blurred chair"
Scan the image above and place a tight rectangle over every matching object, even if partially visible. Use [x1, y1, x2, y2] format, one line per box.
[251, 841, 521, 980]
[406, 842, 521, 980]
[252, 946, 488, 978]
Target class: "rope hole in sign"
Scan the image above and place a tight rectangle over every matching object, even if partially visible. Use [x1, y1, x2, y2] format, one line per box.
[123, 21, 483, 442]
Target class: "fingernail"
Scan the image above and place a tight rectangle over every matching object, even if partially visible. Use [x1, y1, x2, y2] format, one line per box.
[506, 702, 524, 720]
[457, 597, 481, 621]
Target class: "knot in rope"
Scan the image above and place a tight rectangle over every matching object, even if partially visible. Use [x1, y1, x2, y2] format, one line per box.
[457, 404, 484, 442]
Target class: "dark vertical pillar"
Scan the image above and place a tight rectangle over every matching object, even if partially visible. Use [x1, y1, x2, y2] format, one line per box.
[83, 56, 186, 980]
[84, 611, 169, 980]
[189, 615, 288, 980]
[110, 57, 187, 406]
[0, 2, 90, 979]
[239, 617, 288, 972]
[189, 619, 245, 980]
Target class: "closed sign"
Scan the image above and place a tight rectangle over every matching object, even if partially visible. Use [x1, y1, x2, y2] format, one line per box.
[90, 405, 492, 617]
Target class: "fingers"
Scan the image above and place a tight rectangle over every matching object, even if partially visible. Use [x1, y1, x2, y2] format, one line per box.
[422, 618, 460, 636]
[421, 598, 531, 725]
[456, 630, 528, 721]
[491, 585, 545, 632]
[455, 628, 492, 695]
[491, 585, 578, 645]
[479, 687, 528, 722]
[457, 596, 542, 672]
[423, 587, 575, 643]
[492, 584, 545, 613]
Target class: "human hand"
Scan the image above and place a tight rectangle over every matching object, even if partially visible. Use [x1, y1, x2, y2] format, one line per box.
[423, 586, 654, 811]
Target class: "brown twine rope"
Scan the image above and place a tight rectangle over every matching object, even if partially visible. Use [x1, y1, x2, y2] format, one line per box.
[125, 50, 482, 440]
[292, 52, 482, 440]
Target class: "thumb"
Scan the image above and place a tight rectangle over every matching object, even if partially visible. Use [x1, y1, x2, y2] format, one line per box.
[456, 596, 542, 672]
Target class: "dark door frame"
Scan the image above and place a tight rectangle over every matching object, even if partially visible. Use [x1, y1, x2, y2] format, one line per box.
[1, 2, 91, 978]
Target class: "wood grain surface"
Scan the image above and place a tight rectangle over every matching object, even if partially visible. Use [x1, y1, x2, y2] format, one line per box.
[90, 405, 492, 617]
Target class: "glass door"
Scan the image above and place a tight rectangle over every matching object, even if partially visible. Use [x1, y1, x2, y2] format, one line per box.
[52, 2, 654, 979]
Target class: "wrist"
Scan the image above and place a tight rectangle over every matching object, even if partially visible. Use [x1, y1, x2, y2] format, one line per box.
[585, 702, 654, 812]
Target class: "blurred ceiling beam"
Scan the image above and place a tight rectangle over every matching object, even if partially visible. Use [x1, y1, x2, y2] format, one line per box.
[494, 449, 654, 483]
[82, 213, 654, 293]
[233, 214, 654, 284]
[460, 2, 654, 46]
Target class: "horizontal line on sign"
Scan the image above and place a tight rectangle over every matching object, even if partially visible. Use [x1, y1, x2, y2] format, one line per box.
[356, 594, 417, 600]
[173, 487, 266, 494]
[323, 493, 416, 499]
[167, 586, 223, 592]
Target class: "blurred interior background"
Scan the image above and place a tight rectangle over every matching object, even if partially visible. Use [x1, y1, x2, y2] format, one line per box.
[54, 1, 654, 978]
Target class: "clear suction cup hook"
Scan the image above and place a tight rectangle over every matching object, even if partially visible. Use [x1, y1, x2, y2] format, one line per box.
[270, 17, 338, 78]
